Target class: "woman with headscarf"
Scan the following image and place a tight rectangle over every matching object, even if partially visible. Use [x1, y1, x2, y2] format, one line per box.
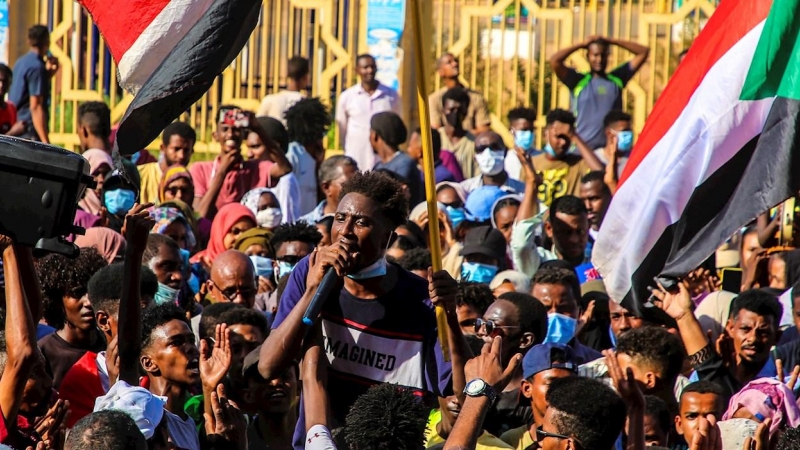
[159, 165, 211, 249]
[722, 378, 800, 439]
[149, 206, 197, 252]
[74, 227, 126, 264]
[79, 149, 114, 216]
[190, 203, 256, 269]
[240, 188, 283, 231]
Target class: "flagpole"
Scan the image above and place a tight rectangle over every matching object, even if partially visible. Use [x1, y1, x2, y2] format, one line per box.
[409, 0, 450, 361]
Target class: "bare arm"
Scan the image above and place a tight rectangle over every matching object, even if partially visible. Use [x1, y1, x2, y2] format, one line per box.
[194, 152, 239, 219]
[118, 205, 155, 385]
[757, 210, 779, 248]
[603, 134, 619, 194]
[0, 243, 39, 425]
[573, 133, 605, 171]
[302, 334, 330, 431]
[6, 121, 25, 137]
[651, 281, 709, 356]
[29, 96, 49, 144]
[548, 40, 590, 82]
[247, 112, 292, 185]
[515, 148, 542, 222]
[429, 268, 471, 398]
[608, 38, 650, 73]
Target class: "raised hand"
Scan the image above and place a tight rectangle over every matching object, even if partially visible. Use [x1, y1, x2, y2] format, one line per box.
[715, 331, 736, 370]
[35, 399, 69, 450]
[0, 232, 12, 252]
[200, 324, 232, 391]
[429, 267, 458, 316]
[775, 360, 800, 391]
[689, 414, 722, 450]
[515, 146, 541, 185]
[121, 203, 155, 250]
[203, 384, 247, 450]
[465, 336, 522, 392]
[576, 300, 596, 336]
[649, 279, 693, 321]
[742, 419, 772, 450]
[604, 350, 645, 410]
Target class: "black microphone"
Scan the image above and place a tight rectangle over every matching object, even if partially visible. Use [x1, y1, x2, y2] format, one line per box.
[302, 267, 340, 326]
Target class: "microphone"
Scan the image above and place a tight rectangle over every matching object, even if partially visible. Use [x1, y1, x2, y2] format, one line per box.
[302, 267, 340, 326]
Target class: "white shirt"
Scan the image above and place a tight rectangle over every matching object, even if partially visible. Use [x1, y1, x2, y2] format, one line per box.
[335, 82, 401, 171]
[593, 147, 629, 177]
[256, 90, 305, 126]
[286, 142, 319, 216]
[164, 410, 200, 450]
[272, 172, 302, 223]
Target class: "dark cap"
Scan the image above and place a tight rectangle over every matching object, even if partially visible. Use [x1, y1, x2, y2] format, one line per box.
[459, 226, 506, 261]
[522, 343, 578, 379]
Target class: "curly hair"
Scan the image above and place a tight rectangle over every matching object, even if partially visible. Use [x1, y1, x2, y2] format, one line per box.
[396, 248, 431, 273]
[199, 303, 240, 341]
[603, 110, 632, 129]
[36, 247, 108, 329]
[285, 98, 331, 147]
[532, 266, 581, 303]
[344, 383, 428, 450]
[498, 292, 549, 345]
[549, 195, 587, 222]
[777, 425, 800, 450]
[270, 222, 323, 251]
[546, 109, 576, 128]
[339, 171, 409, 228]
[546, 377, 626, 450]
[141, 303, 189, 351]
[162, 121, 196, 146]
[508, 107, 536, 124]
[88, 263, 158, 317]
[457, 282, 494, 314]
[66, 410, 146, 450]
[729, 289, 783, 324]
[78, 101, 112, 140]
[616, 326, 685, 385]
[218, 307, 269, 338]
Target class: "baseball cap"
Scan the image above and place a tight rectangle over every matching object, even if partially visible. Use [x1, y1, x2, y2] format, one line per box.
[465, 186, 506, 222]
[489, 270, 531, 293]
[93, 380, 165, 439]
[522, 343, 578, 380]
[459, 226, 506, 260]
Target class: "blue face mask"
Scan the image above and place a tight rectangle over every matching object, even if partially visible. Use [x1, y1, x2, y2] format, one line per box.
[446, 206, 466, 230]
[277, 261, 295, 279]
[348, 257, 387, 280]
[544, 313, 577, 345]
[513, 130, 534, 150]
[179, 248, 190, 269]
[104, 189, 136, 215]
[461, 262, 498, 284]
[616, 130, 634, 152]
[250, 256, 274, 278]
[154, 282, 180, 306]
[543, 143, 557, 158]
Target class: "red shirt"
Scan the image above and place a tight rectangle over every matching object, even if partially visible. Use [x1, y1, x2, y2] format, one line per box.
[0, 102, 18, 134]
[189, 158, 273, 213]
[0, 405, 40, 449]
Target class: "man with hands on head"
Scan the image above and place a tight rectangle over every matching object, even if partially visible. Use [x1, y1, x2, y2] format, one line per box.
[257, 171, 466, 450]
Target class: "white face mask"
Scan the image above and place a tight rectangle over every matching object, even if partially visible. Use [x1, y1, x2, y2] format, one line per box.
[475, 149, 505, 176]
[256, 207, 282, 228]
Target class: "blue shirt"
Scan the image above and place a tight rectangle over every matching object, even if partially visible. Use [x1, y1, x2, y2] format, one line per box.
[374, 151, 424, 205]
[285, 142, 318, 216]
[9, 51, 50, 124]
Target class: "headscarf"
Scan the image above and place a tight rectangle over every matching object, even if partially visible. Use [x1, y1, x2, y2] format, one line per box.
[82, 149, 114, 176]
[409, 201, 446, 223]
[159, 165, 193, 203]
[149, 206, 197, 250]
[435, 181, 467, 205]
[490, 194, 522, 228]
[233, 227, 274, 257]
[193, 203, 256, 263]
[240, 188, 274, 216]
[75, 227, 126, 263]
[722, 378, 800, 438]
[161, 199, 211, 250]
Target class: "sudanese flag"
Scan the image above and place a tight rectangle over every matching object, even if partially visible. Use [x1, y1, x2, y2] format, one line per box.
[77, 0, 261, 156]
[593, 0, 800, 313]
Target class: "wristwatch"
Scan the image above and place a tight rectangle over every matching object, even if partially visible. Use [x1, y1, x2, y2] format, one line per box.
[463, 378, 497, 404]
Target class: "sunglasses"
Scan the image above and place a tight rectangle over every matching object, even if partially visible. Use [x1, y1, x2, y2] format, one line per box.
[475, 144, 504, 153]
[474, 318, 520, 336]
[165, 186, 192, 196]
[209, 279, 257, 303]
[536, 426, 581, 447]
[277, 255, 303, 265]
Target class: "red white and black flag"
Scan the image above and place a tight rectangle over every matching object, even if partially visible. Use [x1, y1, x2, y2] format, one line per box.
[593, 0, 800, 313]
[78, 0, 261, 156]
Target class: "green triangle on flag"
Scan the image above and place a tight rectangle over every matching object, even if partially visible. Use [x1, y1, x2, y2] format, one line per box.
[740, 0, 800, 101]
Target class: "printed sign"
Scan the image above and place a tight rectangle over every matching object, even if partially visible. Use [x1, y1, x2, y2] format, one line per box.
[366, 0, 406, 91]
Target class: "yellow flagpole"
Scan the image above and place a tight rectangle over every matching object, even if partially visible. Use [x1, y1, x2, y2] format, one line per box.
[409, 0, 450, 361]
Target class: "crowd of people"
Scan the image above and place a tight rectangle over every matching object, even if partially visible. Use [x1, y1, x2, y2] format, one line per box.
[0, 22, 799, 450]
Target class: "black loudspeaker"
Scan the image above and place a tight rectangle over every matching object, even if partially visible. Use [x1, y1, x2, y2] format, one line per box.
[0, 137, 96, 257]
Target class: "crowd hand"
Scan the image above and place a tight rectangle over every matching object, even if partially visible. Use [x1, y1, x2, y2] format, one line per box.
[514, 147, 541, 185]
[219, 144, 243, 174]
[649, 279, 693, 321]
[603, 350, 645, 409]
[742, 248, 768, 290]
[715, 331, 736, 370]
[200, 324, 232, 392]
[245, 111, 279, 154]
[0, 232, 12, 251]
[437, 210, 457, 249]
[45, 55, 59, 77]
[743, 419, 772, 450]
[576, 300, 595, 336]
[306, 243, 355, 291]
[689, 415, 722, 450]
[26, 431, 64, 450]
[428, 268, 458, 316]
[775, 360, 800, 391]
[195, 281, 209, 305]
[106, 335, 120, 387]
[465, 336, 522, 392]
[122, 203, 156, 249]
[203, 384, 247, 450]
[583, 35, 603, 48]
[686, 268, 716, 297]
[257, 275, 274, 295]
[413, 211, 430, 231]
[604, 133, 618, 163]
[34, 399, 69, 450]
[98, 207, 111, 228]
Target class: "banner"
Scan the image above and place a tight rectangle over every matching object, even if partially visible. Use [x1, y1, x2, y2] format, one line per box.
[0, 0, 8, 65]
[366, 0, 406, 91]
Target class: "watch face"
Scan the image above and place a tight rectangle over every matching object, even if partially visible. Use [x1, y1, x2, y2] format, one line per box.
[465, 379, 486, 395]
